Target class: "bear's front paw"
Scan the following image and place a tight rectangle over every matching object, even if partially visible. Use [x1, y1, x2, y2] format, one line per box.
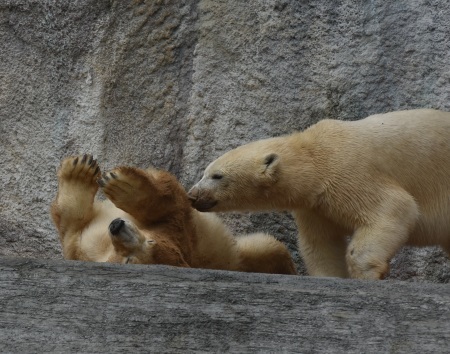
[346, 255, 390, 280]
[58, 154, 101, 185]
[98, 167, 150, 206]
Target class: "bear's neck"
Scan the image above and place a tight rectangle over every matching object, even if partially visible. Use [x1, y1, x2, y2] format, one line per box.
[271, 131, 328, 210]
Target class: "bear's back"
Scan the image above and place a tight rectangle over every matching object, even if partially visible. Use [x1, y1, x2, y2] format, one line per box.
[310, 109, 450, 177]
[309, 109, 450, 241]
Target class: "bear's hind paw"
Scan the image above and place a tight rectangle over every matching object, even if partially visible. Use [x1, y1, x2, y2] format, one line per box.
[58, 154, 100, 185]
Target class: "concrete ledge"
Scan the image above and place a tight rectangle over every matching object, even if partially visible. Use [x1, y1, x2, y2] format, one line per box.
[0, 257, 448, 353]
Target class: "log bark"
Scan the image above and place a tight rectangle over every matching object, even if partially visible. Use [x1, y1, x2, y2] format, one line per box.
[0, 257, 448, 353]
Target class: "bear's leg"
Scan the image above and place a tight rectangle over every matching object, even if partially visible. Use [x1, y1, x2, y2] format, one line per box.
[346, 192, 419, 280]
[51, 154, 100, 258]
[236, 233, 297, 275]
[294, 209, 349, 278]
[98, 167, 183, 224]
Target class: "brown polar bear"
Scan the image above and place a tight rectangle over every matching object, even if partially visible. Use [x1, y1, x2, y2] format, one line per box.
[50, 154, 296, 275]
[188, 109, 450, 280]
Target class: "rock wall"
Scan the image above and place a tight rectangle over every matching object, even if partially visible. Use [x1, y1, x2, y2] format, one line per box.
[0, 0, 449, 281]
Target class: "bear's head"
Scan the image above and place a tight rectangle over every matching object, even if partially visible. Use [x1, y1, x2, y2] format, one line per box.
[188, 138, 288, 212]
[188, 134, 319, 212]
[108, 217, 189, 266]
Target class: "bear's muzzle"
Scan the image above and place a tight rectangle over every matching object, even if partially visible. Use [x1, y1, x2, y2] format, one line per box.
[187, 186, 218, 212]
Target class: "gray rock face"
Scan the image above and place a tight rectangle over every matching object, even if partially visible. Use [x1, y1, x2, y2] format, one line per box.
[1, 0, 449, 281]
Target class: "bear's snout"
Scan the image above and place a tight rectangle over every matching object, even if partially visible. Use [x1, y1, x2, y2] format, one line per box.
[109, 218, 125, 235]
[187, 186, 218, 212]
[187, 186, 199, 203]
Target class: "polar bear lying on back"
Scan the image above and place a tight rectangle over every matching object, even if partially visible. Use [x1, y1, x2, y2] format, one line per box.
[188, 109, 450, 280]
[51, 154, 297, 274]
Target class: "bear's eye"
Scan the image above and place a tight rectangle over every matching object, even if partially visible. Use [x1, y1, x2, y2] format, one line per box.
[211, 173, 223, 180]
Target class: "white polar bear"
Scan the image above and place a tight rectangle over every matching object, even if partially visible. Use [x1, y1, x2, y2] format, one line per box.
[188, 109, 450, 280]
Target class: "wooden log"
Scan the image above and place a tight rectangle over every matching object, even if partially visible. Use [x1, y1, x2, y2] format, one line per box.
[0, 257, 448, 353]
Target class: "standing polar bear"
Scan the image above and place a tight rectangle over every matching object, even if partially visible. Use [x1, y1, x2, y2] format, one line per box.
[188, 109, 450, 280]
[50, 154, 296, 274]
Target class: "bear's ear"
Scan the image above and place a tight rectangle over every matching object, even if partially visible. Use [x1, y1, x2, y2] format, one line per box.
[263, 153, 279, 178]
[264, 153, 278, 166]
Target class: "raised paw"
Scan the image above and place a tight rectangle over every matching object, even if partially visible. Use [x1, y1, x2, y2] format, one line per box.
[97, 166, 153, 208]
[52, 154, 101, 238]
[58, 154, 101, 185]
[98, 166, 183, 223]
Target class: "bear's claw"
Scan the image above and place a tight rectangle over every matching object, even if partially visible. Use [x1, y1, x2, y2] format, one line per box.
[59, 154, 101, 182]
[97, 171, 118, 187]
[97, 167, 153, 212]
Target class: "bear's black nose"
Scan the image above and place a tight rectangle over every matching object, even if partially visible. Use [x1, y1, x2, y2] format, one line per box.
[109, 218, 125, 235]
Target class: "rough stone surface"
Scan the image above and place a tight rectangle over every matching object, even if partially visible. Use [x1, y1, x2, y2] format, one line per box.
[0, 0, 449, 281]
[1, 257, 449, 353]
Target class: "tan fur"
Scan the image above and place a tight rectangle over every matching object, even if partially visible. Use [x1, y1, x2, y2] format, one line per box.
[50, 154, 296, 275]
[188, 109, 450, 280]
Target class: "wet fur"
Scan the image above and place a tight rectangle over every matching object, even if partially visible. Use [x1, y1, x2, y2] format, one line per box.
[51, 155, 296, 275]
